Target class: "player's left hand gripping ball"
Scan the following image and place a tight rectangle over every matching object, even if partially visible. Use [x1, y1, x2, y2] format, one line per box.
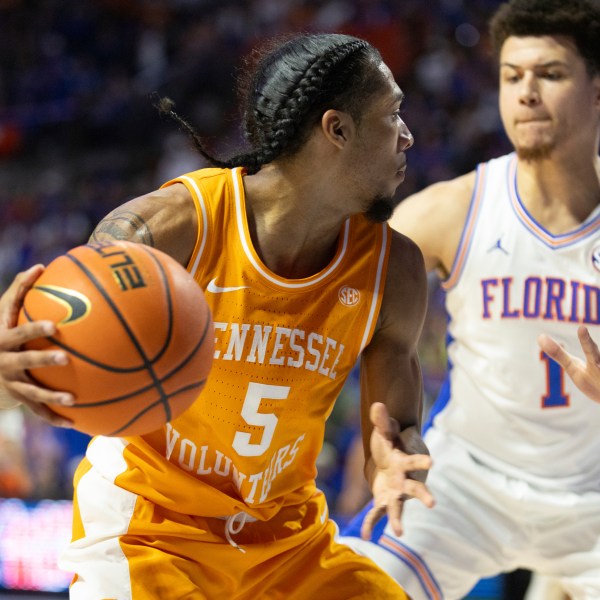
[18, 241, 214, 436]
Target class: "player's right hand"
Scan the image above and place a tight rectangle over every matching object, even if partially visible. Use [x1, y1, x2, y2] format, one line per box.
[538, 326, 600, 404]
[361, 402, 434, 540]
[0, 265, 74, 426]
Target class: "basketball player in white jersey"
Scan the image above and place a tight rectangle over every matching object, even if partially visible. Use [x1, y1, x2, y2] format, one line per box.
[340, 0, 600, 599]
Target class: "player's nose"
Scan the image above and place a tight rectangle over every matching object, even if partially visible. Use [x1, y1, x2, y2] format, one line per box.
[399, 121, 414, 151]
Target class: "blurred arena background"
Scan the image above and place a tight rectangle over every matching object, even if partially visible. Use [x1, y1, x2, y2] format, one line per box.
[0, 0, 516, 598]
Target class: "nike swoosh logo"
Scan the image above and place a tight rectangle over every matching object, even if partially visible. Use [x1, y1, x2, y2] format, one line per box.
[34, 285, 91, 325]
[206, 278, 249, 294]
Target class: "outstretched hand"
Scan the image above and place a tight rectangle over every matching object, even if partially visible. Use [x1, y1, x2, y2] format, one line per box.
[0, 265, 73, 425]
[538, 326, 600, 404]
[361, 402, 434, 540]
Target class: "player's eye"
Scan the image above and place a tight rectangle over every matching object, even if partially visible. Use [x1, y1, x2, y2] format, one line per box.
[543, 71, 564, 81]
[502, 73, 520, 84]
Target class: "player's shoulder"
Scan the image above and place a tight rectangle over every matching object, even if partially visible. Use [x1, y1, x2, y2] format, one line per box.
[399, 170, 476, 216]
[95, 183, 198, 265]
[388, 227, 425, 269]
[389, 169, 478, 275]
[431, 170, 476, 198]
[387, 229, 427, 299]
[390, 171, 476, 238]
[130, 181, 196, 221]
[377, 228, 428, 344]
[167, 166, 231, 183]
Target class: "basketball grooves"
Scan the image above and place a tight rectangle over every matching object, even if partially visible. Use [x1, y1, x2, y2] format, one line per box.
[23, 245, 211, 436]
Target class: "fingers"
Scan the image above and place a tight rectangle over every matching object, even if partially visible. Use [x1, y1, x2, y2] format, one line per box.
[0, 265, 45, 328]
[369, 402, 390, 433]
[9, 379, 74, 408]
[538, 328, 600, 368]
[17, 394, 73, 428]
[537, 334, 572, 369]
[360, 503, 386, 540]
[360, 482, 435, 540]
[378, 472, 435, 512]
[578, 326, 600, 363]
[0, 347, 68, 373]
[393, 451, 433, 473]
[0, 320, 57, 351]
[386, 493, 406, 537]
[370, 401, 399, 439]
[0, 322, 72, 409]
[0, 317, 68, 395]
[380, 450, 432, 497]
[401, 478, 435, 509]
[0, 266, 74, 422]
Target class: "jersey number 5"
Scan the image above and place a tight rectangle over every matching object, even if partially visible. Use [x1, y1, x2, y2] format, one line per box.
[540, 351, 569, 408]
[232, 383, 290, 456]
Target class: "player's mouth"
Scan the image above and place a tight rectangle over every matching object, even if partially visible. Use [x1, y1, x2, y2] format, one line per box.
[396, 160, 407, 177]
[516, 117, 550, 125]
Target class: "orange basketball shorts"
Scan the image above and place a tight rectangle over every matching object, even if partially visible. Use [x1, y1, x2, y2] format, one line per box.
[60, 458, 407, 600]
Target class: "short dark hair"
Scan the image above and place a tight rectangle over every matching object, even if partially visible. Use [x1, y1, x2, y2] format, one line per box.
[158, 33, 386, 174]
[489, 0, 600, 76]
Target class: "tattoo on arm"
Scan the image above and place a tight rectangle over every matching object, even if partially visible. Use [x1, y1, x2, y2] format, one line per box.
[89, 211, 155, 246]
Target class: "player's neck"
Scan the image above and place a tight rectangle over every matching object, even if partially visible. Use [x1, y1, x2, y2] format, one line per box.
[515, 153, 600, 233]
[242, 165, 347, 279]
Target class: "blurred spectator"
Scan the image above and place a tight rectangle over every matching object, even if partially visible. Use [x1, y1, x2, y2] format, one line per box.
[0, 409, 32, 498]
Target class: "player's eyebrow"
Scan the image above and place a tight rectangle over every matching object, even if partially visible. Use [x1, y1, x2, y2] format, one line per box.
[500, 60, 567, 69]
[391, 89, 405, 105]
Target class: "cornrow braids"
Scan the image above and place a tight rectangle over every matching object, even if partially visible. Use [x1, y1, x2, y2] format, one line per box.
[154, 34, 387, 175]
[242, 38, 372, 166]
[154, 96, 273, 173]
[153, 96, 230, 169]
[238, 34, 385, 173]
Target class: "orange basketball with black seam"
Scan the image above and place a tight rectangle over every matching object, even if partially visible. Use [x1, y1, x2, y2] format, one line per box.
[17, 241, 214, 437]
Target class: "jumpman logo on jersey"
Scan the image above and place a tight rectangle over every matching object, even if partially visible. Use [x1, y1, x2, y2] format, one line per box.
[487, 236, 509, 255]
[592, 246, 600, 273]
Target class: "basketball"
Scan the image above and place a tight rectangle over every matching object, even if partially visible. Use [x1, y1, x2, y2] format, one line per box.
[17, 241, 214, 437]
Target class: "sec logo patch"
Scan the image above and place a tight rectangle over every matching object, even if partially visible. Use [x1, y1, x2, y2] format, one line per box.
[338, 286, 360, 306]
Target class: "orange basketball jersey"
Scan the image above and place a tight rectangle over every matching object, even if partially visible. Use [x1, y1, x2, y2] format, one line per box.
[85, 167, 391, 522]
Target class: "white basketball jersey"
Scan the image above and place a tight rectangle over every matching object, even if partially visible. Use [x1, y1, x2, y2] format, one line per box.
[432, 152, 600, 492]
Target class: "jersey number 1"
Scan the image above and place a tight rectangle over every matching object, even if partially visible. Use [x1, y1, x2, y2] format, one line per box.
[540, 351, 569, 408]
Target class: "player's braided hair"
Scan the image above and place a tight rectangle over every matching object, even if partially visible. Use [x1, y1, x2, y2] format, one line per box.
[156, 33, 385, 174]
[489, 0, 600, 76]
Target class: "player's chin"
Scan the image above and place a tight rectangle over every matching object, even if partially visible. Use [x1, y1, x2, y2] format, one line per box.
[515, 144, 553, 161]
[364, 196, 397, 223]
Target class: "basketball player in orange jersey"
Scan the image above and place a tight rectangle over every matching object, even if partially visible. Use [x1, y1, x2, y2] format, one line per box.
[0, 34, 434, 598]
[340, 1, 600, 599]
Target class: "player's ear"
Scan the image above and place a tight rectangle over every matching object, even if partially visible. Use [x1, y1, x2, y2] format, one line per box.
[592, 73, 600, 109]
[321, 109, 355, 150]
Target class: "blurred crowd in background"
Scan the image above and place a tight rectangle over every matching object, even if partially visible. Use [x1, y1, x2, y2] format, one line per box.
[0, 0, 510, 516]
